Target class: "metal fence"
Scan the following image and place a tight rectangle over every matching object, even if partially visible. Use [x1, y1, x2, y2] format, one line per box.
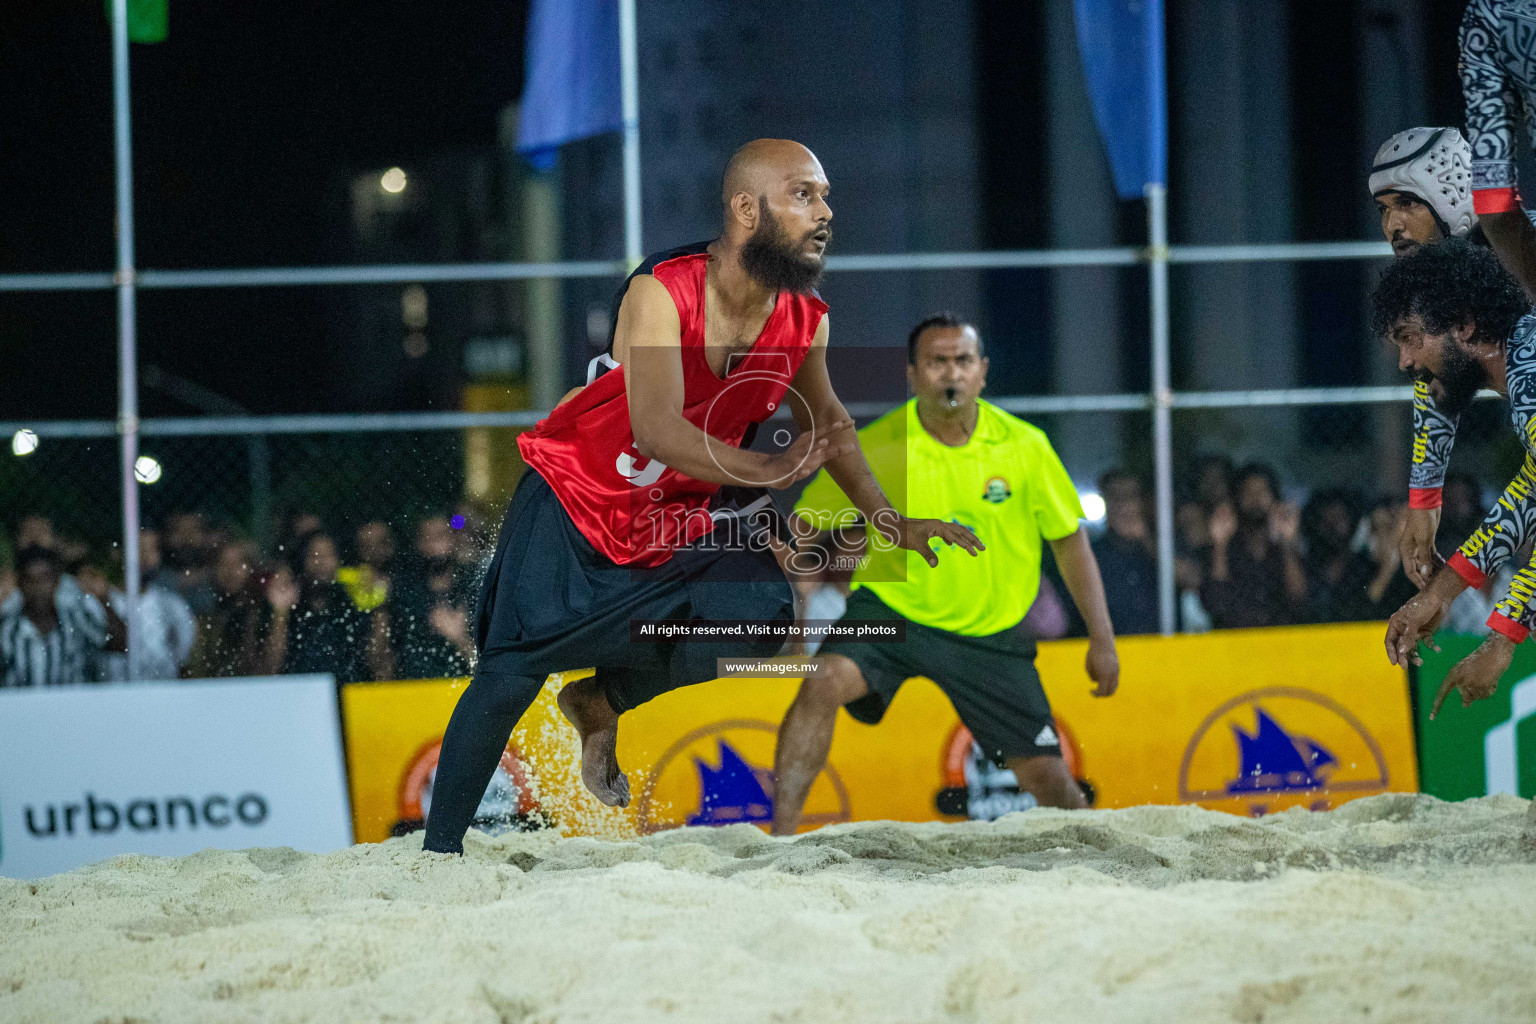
[1, 2, 1442, 676]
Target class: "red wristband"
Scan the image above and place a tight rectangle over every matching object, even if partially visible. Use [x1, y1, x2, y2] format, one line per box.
[1409, 488, 1443, 510]
[1474, 186, 1521, 215]
[1487, 612, 1529, 644]
[1448, 551, 1488, 589]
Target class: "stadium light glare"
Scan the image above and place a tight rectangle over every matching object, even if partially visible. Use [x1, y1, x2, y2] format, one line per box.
[134, 455, 163, 484]
[1080, 491, 1106, 523]
[380, 167, 408, 194]
[11, 428, 39, 456]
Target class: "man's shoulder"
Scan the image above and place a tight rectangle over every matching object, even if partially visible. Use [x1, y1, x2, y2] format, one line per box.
[603, 242, 713, 353]
[978, 402, 1061, 464]
[644, 240, 712, 273]
[642, 243, 712, 290]
[1511, 313, 1536, 349]
[979, 401, 1049, 442]
[856, 401, 913, 445]
[145, 582, 193, 612]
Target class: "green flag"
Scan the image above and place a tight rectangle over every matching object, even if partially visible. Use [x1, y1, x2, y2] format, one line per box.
[105, 0, 168, 44]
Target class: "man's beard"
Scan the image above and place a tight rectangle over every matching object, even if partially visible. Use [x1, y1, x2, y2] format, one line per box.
[740, 202, 827, 295]
[1424, 338, 1486, 416]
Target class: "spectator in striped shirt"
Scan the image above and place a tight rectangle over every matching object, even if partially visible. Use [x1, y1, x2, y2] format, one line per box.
[96, 530, 197, 683]
[0, 546, 126, 687]
[0, 528, 13, 609]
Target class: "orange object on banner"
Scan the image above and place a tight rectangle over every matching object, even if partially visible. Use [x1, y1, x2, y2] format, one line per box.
[341, 622, 1418, 842]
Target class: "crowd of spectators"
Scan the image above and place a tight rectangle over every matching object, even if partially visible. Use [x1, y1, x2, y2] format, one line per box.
[0, 455, 1511, 686]
[1068, 455, 1505, 639]
[0, 506, 490, 688]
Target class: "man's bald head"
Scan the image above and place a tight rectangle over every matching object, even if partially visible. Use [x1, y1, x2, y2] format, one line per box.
[721, 139, 826, 214]
[719, 138, 832, 294]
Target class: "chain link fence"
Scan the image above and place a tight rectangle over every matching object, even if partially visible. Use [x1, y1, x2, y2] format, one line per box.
[3, 396, 1520, 669]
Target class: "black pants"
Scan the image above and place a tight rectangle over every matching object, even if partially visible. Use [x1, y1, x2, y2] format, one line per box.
[423, 470, 792, 853]
[828, 588, 1061, 766]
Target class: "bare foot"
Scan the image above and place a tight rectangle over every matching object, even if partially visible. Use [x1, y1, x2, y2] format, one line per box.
[557, 678, 631, 807]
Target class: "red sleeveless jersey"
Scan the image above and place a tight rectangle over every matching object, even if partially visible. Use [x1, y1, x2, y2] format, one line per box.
[517, 250, 828, 567]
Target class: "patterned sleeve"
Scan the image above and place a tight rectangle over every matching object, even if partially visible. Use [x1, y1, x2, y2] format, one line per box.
[1409, 380, 1457, 507]
[1449, 455, 1536, 595]
[1489, 551, 1536, 642]
[1462, 0, 1522, 214]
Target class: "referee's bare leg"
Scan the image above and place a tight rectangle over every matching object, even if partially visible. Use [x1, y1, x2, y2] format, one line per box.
[1006, 754, 1086, 810]
[771, 654, 869, 835]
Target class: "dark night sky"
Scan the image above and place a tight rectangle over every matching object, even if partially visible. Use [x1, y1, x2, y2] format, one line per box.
[0, 0, 527, 419]
[0, 0, 1472, 423]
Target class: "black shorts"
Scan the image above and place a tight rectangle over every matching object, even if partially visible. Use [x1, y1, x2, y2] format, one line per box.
[473, 469, 793, 712]
[825, 587, 1061, 764]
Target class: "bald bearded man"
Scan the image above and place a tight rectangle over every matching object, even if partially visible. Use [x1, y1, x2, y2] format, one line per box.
[422, 140, 982, 854]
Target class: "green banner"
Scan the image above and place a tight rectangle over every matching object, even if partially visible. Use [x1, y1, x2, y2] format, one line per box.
[1415, 633, 1536, 800]
[105, 0, 168, 44]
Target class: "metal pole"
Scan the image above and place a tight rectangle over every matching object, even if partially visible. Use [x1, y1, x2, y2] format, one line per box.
[1144, 0, 1174, 637]
[110, 0, 141, 677]
[617, 0, 643, 265]
[1148, 184, 1175, 637]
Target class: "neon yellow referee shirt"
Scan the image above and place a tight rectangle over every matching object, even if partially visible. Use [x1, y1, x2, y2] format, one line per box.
[795, 399, 1084, 636]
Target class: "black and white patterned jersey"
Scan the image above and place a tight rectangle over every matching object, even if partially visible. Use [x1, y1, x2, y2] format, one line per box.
[1410, 381, 1458, 505]
[1449, 314, 1536, 640]
[1461, 0, 1536, 214]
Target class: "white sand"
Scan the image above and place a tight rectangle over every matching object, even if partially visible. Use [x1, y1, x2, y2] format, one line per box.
[2, 794, 1534, 1024]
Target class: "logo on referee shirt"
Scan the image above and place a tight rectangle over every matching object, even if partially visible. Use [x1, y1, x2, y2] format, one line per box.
[982, 476, 1011, 503]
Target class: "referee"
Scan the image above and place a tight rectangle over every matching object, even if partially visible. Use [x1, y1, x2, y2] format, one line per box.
[771, 313, 1120, 833]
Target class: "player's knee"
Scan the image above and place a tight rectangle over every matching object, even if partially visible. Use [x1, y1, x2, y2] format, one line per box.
[1009, 755, 1083, 809]
[799, 656, 867, 708]
[468, 671, 543, 718]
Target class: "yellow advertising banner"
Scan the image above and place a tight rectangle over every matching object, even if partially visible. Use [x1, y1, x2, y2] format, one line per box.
[341, 622, 1418, 843]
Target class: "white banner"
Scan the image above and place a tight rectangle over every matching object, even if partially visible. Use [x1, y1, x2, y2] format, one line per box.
[0, 675, 352, 879]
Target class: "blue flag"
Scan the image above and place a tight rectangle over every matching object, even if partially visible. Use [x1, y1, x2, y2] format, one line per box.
[1073, 0, 1167, 200]
[516, 0, 623, 171]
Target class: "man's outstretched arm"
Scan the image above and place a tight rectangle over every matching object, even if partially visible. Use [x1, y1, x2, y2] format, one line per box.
[785, 315, 983, 566]
[1401, 380, 1459, 587]
[1388, 455, 1536, 665]
[1429, 546, 1536, 720]
[1461, 0, 1536, 298]
[1477, 210, 1536, 302]
[1048, 528, 1119, 696]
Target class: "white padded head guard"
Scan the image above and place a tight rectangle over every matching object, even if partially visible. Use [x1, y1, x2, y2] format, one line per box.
[1369, 127, 1476, 238]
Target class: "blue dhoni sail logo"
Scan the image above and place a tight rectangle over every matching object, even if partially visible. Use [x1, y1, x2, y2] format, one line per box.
[1226, 707, 1337, 794]
[687, 740, 774, 826]
[1178, 687, 1391, 812]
